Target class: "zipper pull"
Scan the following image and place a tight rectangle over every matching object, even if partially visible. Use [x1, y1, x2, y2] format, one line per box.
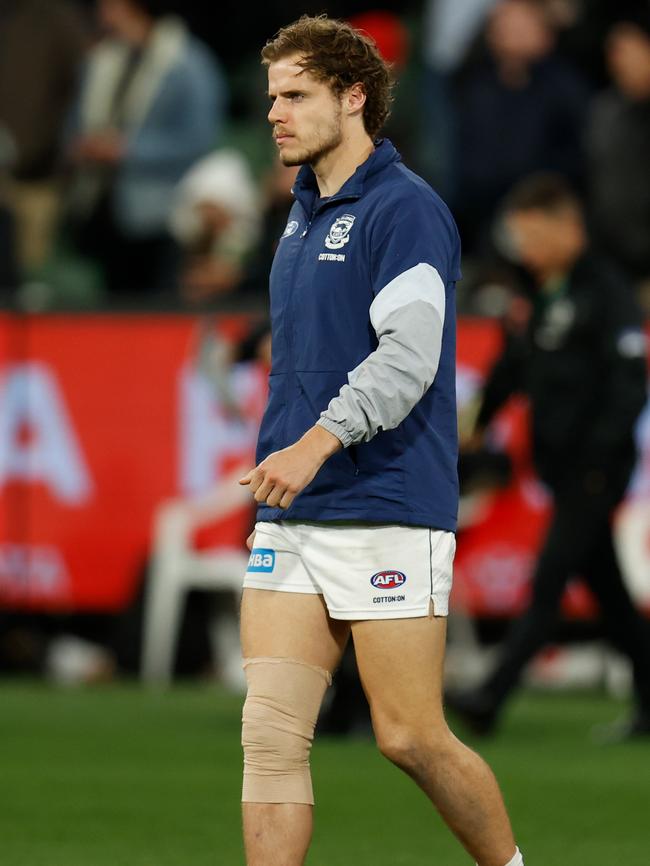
[300, 221, 311, 238]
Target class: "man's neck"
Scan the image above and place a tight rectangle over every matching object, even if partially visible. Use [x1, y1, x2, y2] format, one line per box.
[538, 254, 581, 293]
[311, 131, 375, 198]
[496, 58, 531, 90]
[540, 273, 568, 296]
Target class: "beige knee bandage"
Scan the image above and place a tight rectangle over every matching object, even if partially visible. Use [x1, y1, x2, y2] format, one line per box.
[241, 657, 332, 805]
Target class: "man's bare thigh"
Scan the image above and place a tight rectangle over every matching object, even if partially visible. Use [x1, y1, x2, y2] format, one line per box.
[352, 615, 448, 728]
[241, 588, 350, 672]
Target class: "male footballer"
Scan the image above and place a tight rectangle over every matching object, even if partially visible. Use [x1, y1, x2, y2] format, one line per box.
[239, 15, 524, 866]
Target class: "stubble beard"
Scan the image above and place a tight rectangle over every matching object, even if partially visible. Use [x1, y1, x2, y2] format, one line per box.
[278, 107, 343, 168]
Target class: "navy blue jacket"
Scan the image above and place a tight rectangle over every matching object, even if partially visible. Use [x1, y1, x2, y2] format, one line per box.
[256, 140, 461, 531]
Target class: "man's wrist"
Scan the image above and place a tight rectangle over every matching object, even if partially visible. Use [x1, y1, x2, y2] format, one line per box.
[300, 424, 344, 462]
[316, 416, 354, 448]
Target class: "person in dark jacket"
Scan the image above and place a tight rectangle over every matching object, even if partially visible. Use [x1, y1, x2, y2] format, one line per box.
[454, 0, 590, 254]
[236, 15, 524, 866]
[587, 11, 650, 299]
[448, 173, 650, 740]
[0, 0, 87, 273]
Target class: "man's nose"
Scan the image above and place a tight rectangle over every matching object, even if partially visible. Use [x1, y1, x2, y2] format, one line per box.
[268, 99, 284, 124]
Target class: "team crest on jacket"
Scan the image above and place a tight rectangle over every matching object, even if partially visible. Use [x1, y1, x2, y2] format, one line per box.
[325, 214, 356, 249]
[281, 219, 299, 239]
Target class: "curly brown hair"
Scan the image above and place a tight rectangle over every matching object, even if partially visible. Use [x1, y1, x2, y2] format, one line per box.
[261, 14, 394, 140]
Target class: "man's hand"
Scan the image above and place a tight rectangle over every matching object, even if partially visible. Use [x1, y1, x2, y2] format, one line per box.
[239, 425, 342, 509]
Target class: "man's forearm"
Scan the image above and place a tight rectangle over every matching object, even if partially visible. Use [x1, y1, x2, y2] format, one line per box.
[299, 424, 343, 461]
[318, 298, 444, 446]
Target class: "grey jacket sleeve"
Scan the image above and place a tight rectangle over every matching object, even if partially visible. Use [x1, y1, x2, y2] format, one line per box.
[317, 262, 446, 447]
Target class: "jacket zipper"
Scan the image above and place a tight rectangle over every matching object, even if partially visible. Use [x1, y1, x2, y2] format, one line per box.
[285, 191, 362, 459]
[282, 200, 311, 445]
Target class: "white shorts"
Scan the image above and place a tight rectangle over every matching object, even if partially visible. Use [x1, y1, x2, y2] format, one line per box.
[243, 521, 456, 620]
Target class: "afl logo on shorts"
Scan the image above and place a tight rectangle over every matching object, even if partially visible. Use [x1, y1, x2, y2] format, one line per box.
[370, 570, 407, 589]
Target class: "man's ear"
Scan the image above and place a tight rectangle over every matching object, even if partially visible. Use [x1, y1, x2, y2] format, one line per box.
[345, 82, 367, 115]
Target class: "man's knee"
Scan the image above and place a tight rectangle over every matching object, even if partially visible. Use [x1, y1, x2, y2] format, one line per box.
[241, 657, 331, 805]
[374, 718, 452, 776]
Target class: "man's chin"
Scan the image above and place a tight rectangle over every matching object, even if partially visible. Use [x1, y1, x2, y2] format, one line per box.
[279, 149, 307, 167]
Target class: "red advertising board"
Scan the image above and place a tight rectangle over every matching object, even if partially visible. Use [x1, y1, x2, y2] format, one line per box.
[1, 313, 648, 615]
[0, 313, 266, 611]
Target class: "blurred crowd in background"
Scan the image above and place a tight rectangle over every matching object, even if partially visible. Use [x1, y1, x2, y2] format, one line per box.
[0, 0, 649, 314]
[1, 0, 650, 699]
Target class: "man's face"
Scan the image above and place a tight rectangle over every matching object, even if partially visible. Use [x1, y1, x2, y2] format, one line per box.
[267, 55, 344, 168]
[506, 208, 582, 277]
[97, 0, 134, 38]
[487, 0, 553, 66]
[607, 25, 650, 100]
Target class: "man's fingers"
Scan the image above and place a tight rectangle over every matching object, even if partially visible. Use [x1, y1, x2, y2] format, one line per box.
[240, 455, 304, 508]
[254, 478, 276, 503]
[278, 489, 296, 510]
[240, 465, 289, 504]
[266, 485, 288, 508]
[248, 469, 266, 493]
[246, 531, 256, 551]
[240, 466, 273, 490]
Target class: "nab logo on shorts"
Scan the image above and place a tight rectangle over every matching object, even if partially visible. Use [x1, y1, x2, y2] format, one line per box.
[248, 548, 275, 573]
[370, 570, 407, 590]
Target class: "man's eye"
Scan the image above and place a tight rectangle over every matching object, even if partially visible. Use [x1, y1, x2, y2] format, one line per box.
[290, 94, 304, 103]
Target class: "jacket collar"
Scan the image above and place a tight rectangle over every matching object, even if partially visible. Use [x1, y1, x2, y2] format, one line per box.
[292, 138, 401, 217]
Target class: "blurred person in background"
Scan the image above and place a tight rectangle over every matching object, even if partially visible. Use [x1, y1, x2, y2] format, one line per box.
[169, 148, 261, 304]
[587, 10, 650, 313]
[454, 0, 589, 254]
[548, 0, 646, 87]
[0, 0, 86, 276]
[64, 0, 225, 298]
[170, 153, 301, 306]
[447, 174, 650, 742]
[234, 159, 299, 300]
[420, 0, 499, 199]
[423, 0, 500, 88]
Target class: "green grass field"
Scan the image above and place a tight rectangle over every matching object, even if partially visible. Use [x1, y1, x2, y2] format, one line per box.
[2, 682, 649, 865]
